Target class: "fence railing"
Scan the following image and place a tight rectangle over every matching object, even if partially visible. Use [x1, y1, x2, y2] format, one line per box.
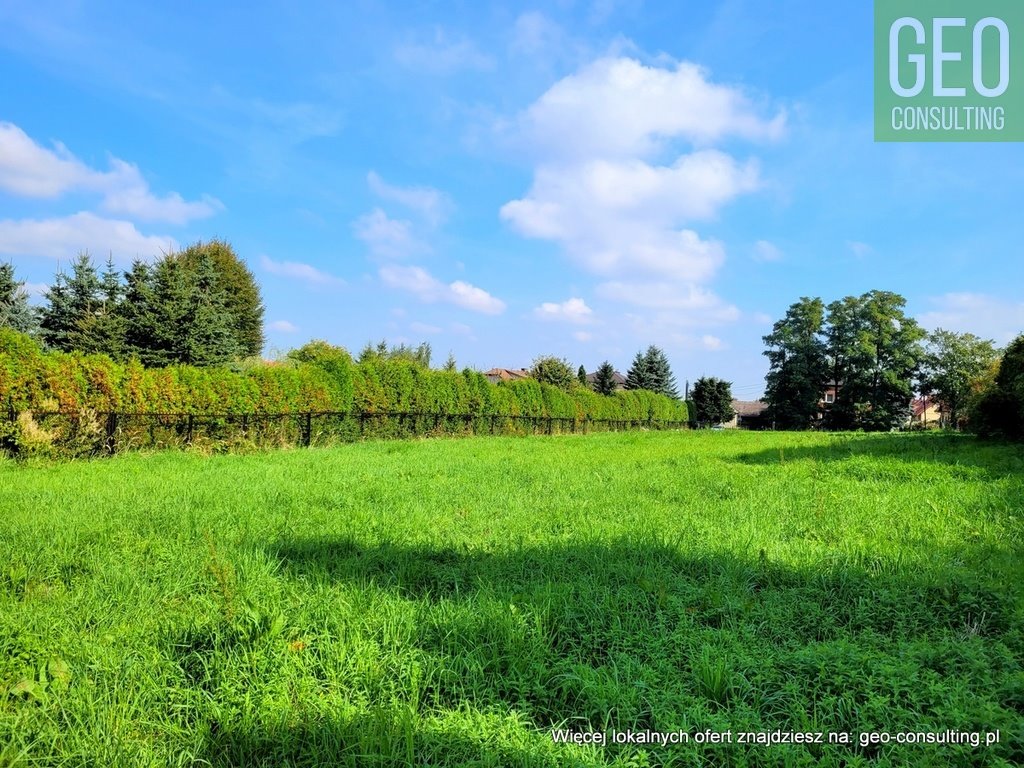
[3, 408, 689, 457]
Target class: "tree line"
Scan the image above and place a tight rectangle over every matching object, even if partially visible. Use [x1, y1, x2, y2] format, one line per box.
[0, 240, 264, 367]
[762, 290, 1015, 434]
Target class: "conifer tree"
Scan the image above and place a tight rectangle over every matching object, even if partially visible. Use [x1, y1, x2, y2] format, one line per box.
[0, 263, 39, 338]
[593, 361, 617, 396]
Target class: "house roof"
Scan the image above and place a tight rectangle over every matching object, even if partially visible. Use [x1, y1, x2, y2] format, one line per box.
[731, 400, 768, 417]
[484, 367, 530, 382]
[911, 397, 943, 417]
[586, 370, 627, 386]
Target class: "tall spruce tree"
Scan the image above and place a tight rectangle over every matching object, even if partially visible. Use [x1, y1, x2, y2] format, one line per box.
[645, 346, 679, 398]
[625, 349, 651, 391]
[592, 361, 617, 396]
[76, 255, 126, 358]
[625, 346, 678, 398]
[577, 364, 587, 386]
[39, 253, 103, 352]
[763, 297, 828, 429]
[119, 260, 159, 364]
[0, 263, 39, 338]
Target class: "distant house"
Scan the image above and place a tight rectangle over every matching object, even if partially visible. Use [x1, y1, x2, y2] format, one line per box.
[814, 379, 840, 424]
[725, 400, 769, 429]
[585, 370, 627, 391]
[484, 368, 530, 384]
[910, 396, 944, 428]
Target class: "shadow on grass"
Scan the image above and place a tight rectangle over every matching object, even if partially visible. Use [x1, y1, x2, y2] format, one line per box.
[197, 709, 575, 768]
[179, 538, 1022, 767]
[267, 537, 1013, 642]
[732, 432, 1024, 479]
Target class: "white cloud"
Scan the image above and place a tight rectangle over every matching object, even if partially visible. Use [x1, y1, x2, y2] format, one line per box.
[259, 255, 345, 287]
[0, 122, 100, 197]
[0, 121, 221, 224]
[500, 57, 779, 330]
[449, 280, 507, 315]
[514, 57, 784, 161]
[394, 28, 493, 74]
[379, 265, 506, 315]
[847, 240, 873, 258]
[353, 208, 426, 260]
[367, 171, 451, 226]
[701, 334, 723, 350]
[268, 320, 298, 333]
[0, 212, 174, 263]
[511, 12, 563, 55]
[501, 152, 752, 282]
[98, 159, 223, 224]
[753, 240, 783, 262]
[534, 297, 594, 324]
[597, 281, 740, 323]
[919, 293, 1024, 346]
[23, 282, 48, 300]
[573, 330, 594, 342]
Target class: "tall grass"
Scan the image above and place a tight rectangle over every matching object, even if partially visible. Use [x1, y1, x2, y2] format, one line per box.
[1, 430, 1022, 766]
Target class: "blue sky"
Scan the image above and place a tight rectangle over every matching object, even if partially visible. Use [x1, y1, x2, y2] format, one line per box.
[2, 0, 1022, 399]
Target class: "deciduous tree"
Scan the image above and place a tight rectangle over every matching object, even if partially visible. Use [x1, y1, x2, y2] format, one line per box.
[763, 297, 828, 429]
[919, 329, 999, 429]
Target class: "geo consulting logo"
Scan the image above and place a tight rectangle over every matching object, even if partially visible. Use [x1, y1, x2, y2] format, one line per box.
[875, 0, 1023, 141]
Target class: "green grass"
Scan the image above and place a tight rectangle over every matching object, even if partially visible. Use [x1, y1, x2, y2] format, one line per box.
[1, 430, 1022, 767]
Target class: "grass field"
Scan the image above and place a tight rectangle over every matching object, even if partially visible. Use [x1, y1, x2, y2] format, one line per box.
[1, 430, 1022, 767]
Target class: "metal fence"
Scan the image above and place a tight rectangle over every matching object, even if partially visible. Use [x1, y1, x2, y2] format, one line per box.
[5, 408, 689, 457]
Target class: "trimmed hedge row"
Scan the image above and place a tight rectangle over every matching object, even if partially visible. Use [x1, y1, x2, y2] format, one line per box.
[0, 330, 687, 455]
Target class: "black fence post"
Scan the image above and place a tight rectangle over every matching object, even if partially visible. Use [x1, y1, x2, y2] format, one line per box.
[104, 412, 118, 455]
[186, 414, 194, 445]
[304, 412, 312, 447]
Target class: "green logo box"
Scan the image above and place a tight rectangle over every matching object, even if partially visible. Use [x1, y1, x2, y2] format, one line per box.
[875, 0, 1024, 141]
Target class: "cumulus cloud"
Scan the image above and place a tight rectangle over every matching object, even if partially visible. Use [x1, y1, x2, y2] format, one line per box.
[0, 121, 221, 224]
[379, 265, 506, 315]
[502, 152, 752, 282]
[353, 208, 427, 260]
[0, 212, 175, 263]
[259, 255, 345, 287]
[367, 172, 451, 226]
[514, 57, 784, 161]
[533, 297, 594, 324]
[501, 57, 781, 330]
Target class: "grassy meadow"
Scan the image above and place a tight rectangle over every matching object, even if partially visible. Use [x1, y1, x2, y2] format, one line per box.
[1, 430, 1022, 767]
